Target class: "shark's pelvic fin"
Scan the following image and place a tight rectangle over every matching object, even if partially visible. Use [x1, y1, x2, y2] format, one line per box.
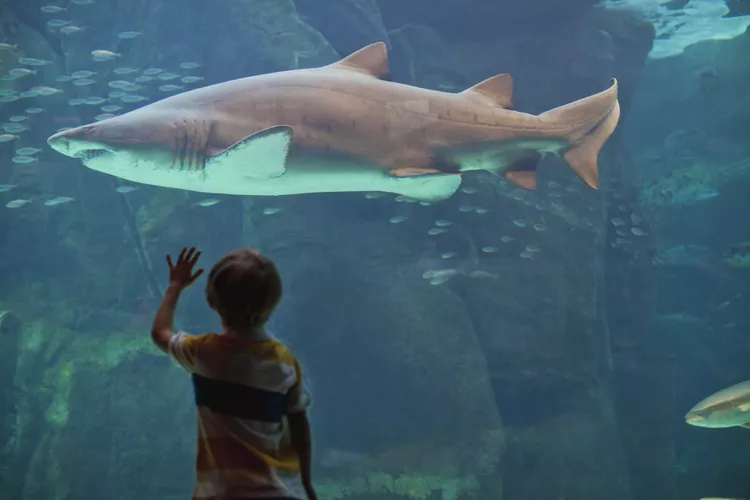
[207, 125, 293, 179]
[331, 41, 390, 80]
[461, 74, 514, 109]
[504, 151, 543, 189]
[392, 173, 462, 202]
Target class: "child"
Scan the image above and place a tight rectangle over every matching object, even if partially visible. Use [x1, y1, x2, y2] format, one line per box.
[151, 247, 317, 500]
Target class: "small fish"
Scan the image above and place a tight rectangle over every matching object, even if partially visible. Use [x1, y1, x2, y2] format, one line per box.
[427, 228, 447, 236]
[180, 76, 204, 84]
[0, 95, 20, 102]
[364, 192, 384, 199]
[158, 84, 183, 92]
[71, 0, 95, 5]
[6, 199, 31, 208]
[113, 67, 139, 75]
[0, 184, 17, 192]
[91, 50, 120, 60]
[512, 218, 527, 228]
[630, 227, 647, 236]
[12, 156, 36, 164]
[525, 244, 541, 253]
[15, 147, 41, 156]
[262, 207, 282, 215]
[25, 107, 45, 114]
[440, 252, 457, 259]
[458, 205, 473, 212]
[72, 78, 96, 86]
[610, 217, 626, 226]
[195, 198, 221, 207]
[461, 187, 478, 194]
[134, 75, 154, 83]
[85, 97, 107, 105]
[32, 86, 62, 96]
[71, 70, 96, 78]
[500, 236, 514, 243]
[3, 124, 28, 133]
[520, 251, 534, 259]
[55, 75, 74, 82]
[157, 72, 181, 81]
[19, 57, 51, 66]
[117, 31, 142, 39]
[60, 26, 84, 35]
[0, 89, 17, 96]
[533, 223, 548, 231]
[41, 5, 67, 13]
[44, 196, 75, 206]
[100, 105, 122, 113]
[0, 134, 18, 143]
[481, 246, 499, 253]
[388, 215, 407, 224]
[564, 184, 581, 193]
[67, 98, 86, 106]
[120, 95, 147, 103]
[475, 207, 490, 214]
[115, 185, 138, 193]
[8, 116, 28, 123]
[0, 43, 18, 50]
[46, 19, 71, 27]
[95, 113, 116, 121]
[547, 181, 561, 189]
[9, 68, 35, 77]
[434, 220, 453, 227]
[142, 68, 164, 76]
[179, 62, 202, 70]
[108, 80, 130, 89]
[723, 241, 750, 268]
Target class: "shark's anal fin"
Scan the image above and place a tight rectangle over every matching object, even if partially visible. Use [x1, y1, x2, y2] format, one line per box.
[461, 74, 514, 109]
[504, 151, 542, 190]
[331, 42, 390, 80]
[207, 126, 293, 179]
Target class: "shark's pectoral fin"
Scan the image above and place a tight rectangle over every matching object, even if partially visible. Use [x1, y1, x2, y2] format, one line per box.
[741, 422, 750, 429]
[503, 152, 542, 190]
[461, 74, 514, 109]
[330, 42, 390, 80]
[207, 126, 292, 179]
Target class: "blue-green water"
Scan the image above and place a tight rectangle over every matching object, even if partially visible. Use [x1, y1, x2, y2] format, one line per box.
[0, 0, 749, 499]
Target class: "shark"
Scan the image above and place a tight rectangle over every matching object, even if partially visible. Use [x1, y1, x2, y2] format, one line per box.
[47, 42, 620, 202]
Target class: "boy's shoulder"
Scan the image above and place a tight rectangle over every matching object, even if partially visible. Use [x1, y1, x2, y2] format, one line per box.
[190, 332, 299, 366]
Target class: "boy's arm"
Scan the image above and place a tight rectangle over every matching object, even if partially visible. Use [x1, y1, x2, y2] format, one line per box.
[288, 411, 317, 500]
[151, 247, 203, 353]
[150, 284, 182, 353]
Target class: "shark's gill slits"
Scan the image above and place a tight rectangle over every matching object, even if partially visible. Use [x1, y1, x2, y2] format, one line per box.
[76, 148, 110, 161]
[171, 119, 207, 172]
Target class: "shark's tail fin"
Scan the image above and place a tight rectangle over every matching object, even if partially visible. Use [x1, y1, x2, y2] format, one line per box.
[540, 79, 620, 189]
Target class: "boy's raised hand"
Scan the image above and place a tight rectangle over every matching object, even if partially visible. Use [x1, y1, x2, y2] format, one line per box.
[167, 247, 204, 290]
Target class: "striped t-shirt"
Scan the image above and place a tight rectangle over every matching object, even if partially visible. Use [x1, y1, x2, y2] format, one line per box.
[168, 330, 311, 500]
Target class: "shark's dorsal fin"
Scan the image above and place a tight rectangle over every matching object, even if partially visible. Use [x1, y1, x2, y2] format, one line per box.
[461, 74, 514, 109]
[331, 42, 390, 80]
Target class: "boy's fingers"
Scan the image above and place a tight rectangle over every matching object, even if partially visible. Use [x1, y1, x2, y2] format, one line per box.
[178, 247, 187, 262]
[189, 251, 202, 265]
[191, 269, 204, 282]
[166, 254, 174, 269]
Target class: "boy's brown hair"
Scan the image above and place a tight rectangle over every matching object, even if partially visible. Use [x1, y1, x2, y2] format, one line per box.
[205, 248, 282, 330]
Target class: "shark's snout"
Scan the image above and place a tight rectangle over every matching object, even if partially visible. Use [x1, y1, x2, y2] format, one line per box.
[47, 126, 112, 160]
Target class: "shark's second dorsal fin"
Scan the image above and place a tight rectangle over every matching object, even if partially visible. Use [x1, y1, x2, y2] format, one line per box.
[331, 42, 390, 80]
[461, 74, 514, 109]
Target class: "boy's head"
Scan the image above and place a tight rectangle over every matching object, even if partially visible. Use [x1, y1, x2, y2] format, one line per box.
[205, 248, 282, 331]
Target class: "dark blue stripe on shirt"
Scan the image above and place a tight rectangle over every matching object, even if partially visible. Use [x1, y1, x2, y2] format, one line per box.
[192, 373, 286, 422]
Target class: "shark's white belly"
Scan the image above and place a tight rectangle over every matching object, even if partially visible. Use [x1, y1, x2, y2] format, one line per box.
[85, 154, 462, 201]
